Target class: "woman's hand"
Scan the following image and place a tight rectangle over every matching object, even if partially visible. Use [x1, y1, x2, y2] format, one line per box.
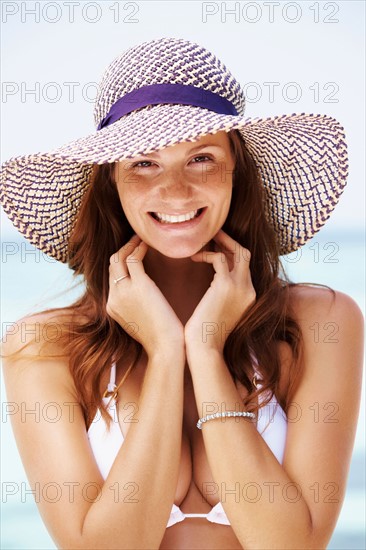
[184, 229, 256, 354]
[107, 234, 184, 358]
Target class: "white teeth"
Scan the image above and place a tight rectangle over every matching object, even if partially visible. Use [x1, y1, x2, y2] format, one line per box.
[154, 209, 199, 224]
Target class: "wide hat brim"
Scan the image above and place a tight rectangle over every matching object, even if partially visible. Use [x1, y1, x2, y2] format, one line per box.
[0, 104, 348, 263]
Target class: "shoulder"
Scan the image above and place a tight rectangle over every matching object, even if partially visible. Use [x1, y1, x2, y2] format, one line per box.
[286, 283, 364, 388]
[2, 309, 71, 356]
[1, 307, 84, 356]
[1, 308, 80, 400]
[288, 283, 364, 331]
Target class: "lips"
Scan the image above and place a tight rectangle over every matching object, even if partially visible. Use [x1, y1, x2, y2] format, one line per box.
[149, 208, 204, 224]
[148, 207, 207, 228]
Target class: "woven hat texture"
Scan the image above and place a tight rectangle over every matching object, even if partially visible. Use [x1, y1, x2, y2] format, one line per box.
[0, 37, 348, 262]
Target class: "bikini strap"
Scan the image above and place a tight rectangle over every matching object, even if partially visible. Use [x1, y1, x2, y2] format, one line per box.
[109, 361, 117, 387]
[250, 351, 262, 389]
[102, 361, 117, 398]
[102, 358, 135, 400]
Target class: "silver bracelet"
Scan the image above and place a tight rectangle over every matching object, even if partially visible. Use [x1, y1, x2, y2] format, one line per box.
[196, 410, 256, 430]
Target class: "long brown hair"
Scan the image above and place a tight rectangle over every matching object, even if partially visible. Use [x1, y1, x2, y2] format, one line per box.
[4, 130, 332, 430]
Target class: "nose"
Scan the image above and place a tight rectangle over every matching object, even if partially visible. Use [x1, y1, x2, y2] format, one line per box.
[158, 167, 193, 200]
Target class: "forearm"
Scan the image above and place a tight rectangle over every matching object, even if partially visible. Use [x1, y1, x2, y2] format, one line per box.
[187, 347, 315, 549]
[79, 349, 185, 550]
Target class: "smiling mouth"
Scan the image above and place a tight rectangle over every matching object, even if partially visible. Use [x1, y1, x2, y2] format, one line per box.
[149, 208, 205, 224]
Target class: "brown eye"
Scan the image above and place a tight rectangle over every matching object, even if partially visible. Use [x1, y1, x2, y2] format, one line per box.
[191, 155, 213, 163]
[132, 161, 154, 168]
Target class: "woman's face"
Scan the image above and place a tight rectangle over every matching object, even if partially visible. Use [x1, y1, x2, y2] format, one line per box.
[114, 131, 235, 258]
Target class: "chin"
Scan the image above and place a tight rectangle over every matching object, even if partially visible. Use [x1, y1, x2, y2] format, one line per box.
[148, 238, 215, 259]
[153, 245, 199, 259]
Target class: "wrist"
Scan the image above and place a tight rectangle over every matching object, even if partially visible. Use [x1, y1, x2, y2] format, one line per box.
[185, 343, 223, 366]
[185, 325, 226, 357]
[148, 343, 186, 365]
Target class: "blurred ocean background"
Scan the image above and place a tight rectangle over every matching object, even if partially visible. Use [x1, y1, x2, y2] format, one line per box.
[1, 226, 365, 549]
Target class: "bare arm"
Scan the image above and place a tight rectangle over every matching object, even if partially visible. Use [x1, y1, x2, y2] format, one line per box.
[186, 287, 364, 549]
[81, 347, 185, 549]
[2, 322, 185, 550]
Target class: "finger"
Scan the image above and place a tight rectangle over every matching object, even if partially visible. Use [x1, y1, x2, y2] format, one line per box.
[213, 230, 251, 272]
[109, 235, 142, 281]
[213, 230, 245, 260]
[109, 240, 147, 283]
[125, 241, 149, 280]
[211, 231, 237, 270]
[109, 256, 128, 281]
[190, 250, 229, 276]
[212, 229, 237, 254]
[110, 234, 142, 266]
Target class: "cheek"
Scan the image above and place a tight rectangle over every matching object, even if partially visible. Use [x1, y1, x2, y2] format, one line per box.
[116, 187, 126, 212]
[211, 176, 233, 221]
[116, 185, 139, 213]
[208, 159, 233, 186]
[221, 189, 233, 219]
[210, 170, 233, 205]
[115, 186, 149, 233]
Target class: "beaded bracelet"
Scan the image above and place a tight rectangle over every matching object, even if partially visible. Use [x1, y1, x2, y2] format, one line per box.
[196, 410, 256, 430]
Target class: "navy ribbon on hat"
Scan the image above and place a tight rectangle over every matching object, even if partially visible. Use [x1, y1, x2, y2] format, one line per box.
[97, 83, 238, 130]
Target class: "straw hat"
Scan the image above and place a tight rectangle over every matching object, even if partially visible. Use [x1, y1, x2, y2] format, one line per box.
[0, 37, 349, 263]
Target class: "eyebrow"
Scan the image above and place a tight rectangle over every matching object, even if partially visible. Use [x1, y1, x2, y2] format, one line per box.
[142, 143, 225, 157]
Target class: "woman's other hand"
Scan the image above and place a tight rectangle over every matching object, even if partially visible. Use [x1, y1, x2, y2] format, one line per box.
[107, 234, 184, 358]
[185, 229, 256, 354]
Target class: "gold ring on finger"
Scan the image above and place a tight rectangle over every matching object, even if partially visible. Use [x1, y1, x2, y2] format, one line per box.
[113, 275, 130, 284]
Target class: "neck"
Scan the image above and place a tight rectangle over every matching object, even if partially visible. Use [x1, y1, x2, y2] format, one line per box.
[143, 245, 214, 323]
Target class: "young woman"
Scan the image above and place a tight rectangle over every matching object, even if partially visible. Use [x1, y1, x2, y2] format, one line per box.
[1, 37, 363, 550]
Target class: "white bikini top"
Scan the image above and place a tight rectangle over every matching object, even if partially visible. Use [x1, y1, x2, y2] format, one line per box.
[88, 361, 287, 528]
